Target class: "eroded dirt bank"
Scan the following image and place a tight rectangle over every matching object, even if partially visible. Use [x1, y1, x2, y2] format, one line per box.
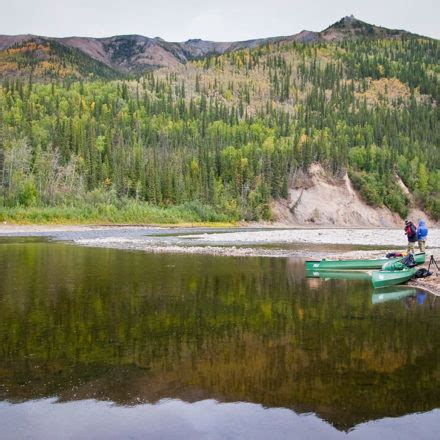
[272, 164, 437, 228]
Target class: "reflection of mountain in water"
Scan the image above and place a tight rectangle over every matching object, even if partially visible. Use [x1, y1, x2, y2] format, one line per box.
[0, 242, 439, 431]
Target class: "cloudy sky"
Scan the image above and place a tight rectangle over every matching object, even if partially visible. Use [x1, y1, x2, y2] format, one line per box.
[2, 0, 439, 41]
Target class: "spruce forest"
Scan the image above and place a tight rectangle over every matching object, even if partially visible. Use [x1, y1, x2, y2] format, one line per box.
[0, 21, 439, 223]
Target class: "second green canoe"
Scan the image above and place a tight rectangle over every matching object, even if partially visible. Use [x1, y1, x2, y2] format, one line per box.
[371, 267, 417, 289]
[305, 252, 425, 271]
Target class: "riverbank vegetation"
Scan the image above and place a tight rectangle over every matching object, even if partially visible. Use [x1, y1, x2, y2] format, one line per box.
[0, 200, 233, 224]
[0, 37, 438, 223]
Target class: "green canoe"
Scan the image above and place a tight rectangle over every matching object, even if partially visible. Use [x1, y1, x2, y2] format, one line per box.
[372, 286, 417, 304]
[306, 269, 371, 281]
[305, 253, 425, 271]
[371, 267, 417, 289]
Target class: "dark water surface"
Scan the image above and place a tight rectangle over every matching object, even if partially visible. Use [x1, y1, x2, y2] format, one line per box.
[0, 239, 439, 439]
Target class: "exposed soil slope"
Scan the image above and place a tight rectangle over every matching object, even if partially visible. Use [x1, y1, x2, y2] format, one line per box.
[272, 164, 436, 227]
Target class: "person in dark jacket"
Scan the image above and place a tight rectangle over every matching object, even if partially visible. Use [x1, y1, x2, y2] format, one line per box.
[417, 219, 428, 252]
[404, 220, 417, 253]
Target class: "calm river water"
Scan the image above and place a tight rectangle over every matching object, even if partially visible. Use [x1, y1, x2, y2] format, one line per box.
[0, 237, 439, 439]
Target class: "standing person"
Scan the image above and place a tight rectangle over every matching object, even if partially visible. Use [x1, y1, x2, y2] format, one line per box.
[417, 219, 428, 252]
[404, 220, 417, 253]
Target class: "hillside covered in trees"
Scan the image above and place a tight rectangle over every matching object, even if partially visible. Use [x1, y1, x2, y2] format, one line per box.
[0, 17, 439, 223]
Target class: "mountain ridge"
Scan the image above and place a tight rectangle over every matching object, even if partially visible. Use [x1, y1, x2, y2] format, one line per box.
[0, 16, 429, 79]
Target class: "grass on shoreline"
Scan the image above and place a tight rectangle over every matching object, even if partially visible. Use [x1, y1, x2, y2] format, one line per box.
[0, 201, 238, 226]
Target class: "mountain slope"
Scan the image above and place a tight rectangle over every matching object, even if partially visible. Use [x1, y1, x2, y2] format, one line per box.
[0, 16, 422, 79]
[0, 17, 438, 223]
[0, 37, 120, 80]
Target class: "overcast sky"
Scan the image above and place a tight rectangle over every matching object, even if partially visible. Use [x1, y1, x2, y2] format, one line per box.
[1, 0, 439, 41]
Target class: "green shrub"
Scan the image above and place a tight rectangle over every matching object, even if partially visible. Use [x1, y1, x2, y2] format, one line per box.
[428, 197, 440, 220]
[18, 180, 37, 207]
[384, 189, 409, 219]
[349, 171, 383, 207]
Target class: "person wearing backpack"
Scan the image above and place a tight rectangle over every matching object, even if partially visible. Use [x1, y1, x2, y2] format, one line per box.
[417, 219, 428, 252]
[404, 220, 417, 253]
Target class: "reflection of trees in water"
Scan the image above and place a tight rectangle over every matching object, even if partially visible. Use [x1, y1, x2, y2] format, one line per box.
[0, 243, 439, 430]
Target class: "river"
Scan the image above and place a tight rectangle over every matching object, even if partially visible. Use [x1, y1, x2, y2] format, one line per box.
[0, 232, 439, 439]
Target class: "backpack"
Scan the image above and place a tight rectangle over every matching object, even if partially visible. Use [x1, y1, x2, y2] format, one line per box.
[401, 253, 416, 268]
[386, 252, 404, 258]
[406, 223, 417, 238]
[382, 261, 406, 271]
[415, 268, 432, 278]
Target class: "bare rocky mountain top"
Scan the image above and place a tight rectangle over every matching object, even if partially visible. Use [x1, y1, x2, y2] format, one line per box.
[321, 15, 407, 41]
[0, 16, 420, 78]
[0, 34, 38, 50]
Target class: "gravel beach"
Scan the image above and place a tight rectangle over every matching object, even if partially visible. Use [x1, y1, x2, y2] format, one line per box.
[1, 224, 439, 294]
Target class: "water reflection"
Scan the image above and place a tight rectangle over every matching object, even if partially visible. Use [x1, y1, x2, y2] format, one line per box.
[1, 398, 439, 440]
[0, 241, 439, 436]
[371, 287, 421, 305]
[305, 269, 371, 281]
